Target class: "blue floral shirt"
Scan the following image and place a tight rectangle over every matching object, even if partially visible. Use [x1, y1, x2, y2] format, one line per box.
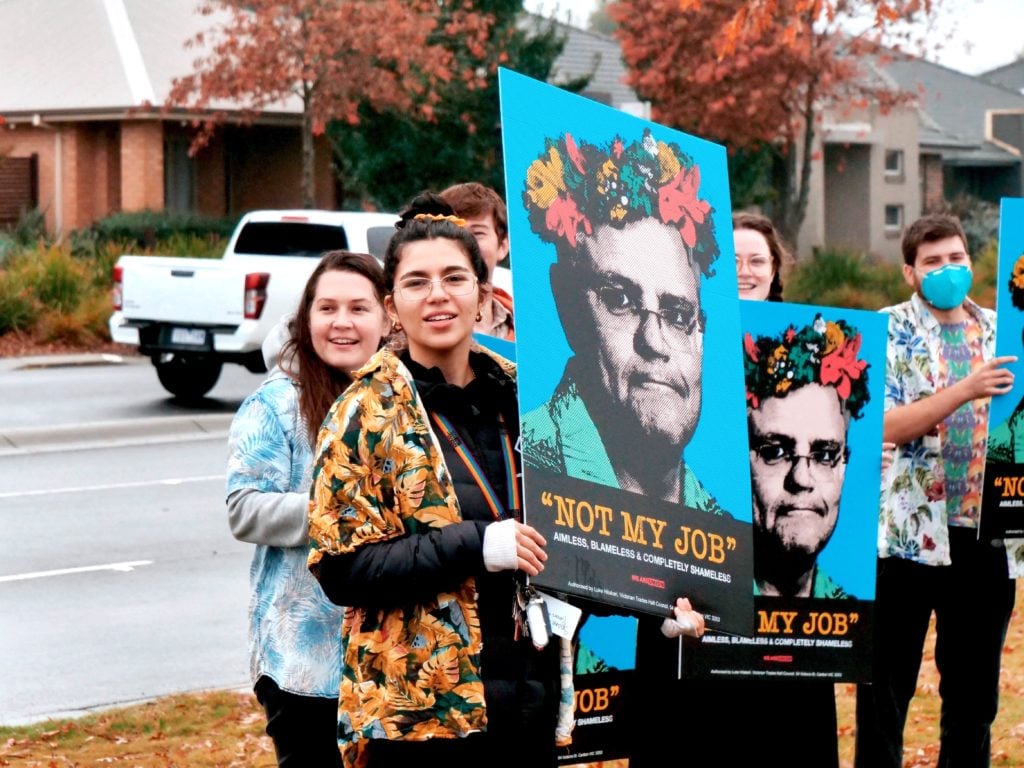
[880, 293, 1024, 575]
[226, 372, 344, 696]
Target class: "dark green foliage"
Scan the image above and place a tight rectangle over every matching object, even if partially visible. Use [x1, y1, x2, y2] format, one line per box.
[7, 207, 47, 245]
[87, 210, 238, 251]
[938, 194, 1001, 257]
[727, 145, 779, 212]
[785, 241, 998, 311]
[786, 248, 911, 310]
[332, 3, 572, 210]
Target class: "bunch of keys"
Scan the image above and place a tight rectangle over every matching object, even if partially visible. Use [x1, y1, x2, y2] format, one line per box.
[513, 584, 550, 650]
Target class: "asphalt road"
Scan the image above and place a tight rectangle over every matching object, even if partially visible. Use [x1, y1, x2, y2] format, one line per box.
[0, 352, 261, 432]
[0, 354, 263, 725]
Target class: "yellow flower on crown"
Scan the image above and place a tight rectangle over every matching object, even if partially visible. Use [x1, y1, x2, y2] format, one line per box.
[823, 321, 845, 355]
[768, 344, 788, 372]
[657, 141, 682, 183]
[596, 158, 619, 197]
[526, 146, 566, 210]
[1013, 255, 1024, 290]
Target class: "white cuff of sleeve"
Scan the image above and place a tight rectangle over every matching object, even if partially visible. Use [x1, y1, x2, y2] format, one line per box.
[661, 615, 697, 639]
[482, 518, 518, 572]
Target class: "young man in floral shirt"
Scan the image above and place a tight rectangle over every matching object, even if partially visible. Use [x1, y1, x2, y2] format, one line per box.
[855, 213, 1024, 768]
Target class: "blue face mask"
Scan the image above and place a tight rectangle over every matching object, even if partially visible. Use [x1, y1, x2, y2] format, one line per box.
[918, 263, 972, 310]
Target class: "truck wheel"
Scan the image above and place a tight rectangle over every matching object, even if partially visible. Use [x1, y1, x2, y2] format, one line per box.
[153, 356, 223, 401]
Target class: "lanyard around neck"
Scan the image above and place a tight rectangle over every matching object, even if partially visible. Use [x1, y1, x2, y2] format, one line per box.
[430, 411, 521, 521]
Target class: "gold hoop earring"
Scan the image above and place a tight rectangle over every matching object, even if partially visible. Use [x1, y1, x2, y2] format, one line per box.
[475, 310, 483, 322]
[392, 321, 402, 332]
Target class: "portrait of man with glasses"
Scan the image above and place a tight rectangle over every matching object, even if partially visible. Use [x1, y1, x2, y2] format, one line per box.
[503, 82, 753, 635]
[743, 314, 872, 599]
[518, 129, 729, 511]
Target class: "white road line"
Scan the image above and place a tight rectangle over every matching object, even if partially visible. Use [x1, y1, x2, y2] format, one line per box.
[0, 560, 153, 583]
[0, 475, 225, 500]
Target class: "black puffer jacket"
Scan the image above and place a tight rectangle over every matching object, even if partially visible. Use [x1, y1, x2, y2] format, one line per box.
[404, 352, 561, 747]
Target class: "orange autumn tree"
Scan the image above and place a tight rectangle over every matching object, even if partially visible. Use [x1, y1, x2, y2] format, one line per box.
[167, 0, 490, 207]
[609, 0, 942, 247]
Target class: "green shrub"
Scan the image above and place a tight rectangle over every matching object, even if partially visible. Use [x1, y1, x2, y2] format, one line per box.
[14, 244, 89, 313]
[88, 210, 237, 250]
[786, 248, 907, 310]
[969, 238, 998, 309]
[786, 239, 1000, 312]
[0, 233, 16, 266]
[0, 270, 40, 334]
[940, 194, 1001, 256]
[7, 207, 47, 246]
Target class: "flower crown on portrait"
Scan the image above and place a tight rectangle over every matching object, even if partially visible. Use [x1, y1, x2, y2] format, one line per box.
[743, 314, 870, 418]
[1008, 253, 1024, 310]
[522, 129, 720, 277]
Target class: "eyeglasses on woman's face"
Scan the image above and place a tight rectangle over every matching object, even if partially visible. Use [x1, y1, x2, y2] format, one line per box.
[395, 271, 478, 302]
[736, 254, 773, 274]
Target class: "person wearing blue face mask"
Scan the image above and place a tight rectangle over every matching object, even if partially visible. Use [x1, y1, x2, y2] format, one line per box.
[855, 214, 1023, 768]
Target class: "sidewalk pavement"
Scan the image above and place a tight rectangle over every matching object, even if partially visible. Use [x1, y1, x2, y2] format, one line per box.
[0, 412, 233, 455]
[0, 350, 145, 374]
[0, 352, 232, 454]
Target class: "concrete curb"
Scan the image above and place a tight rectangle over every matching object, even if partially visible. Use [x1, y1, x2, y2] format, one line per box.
[0, 352, 144, 373]
[0, 413, 233, 455]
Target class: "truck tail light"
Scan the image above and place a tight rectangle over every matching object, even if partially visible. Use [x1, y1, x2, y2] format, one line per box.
[112, 264, 123, 310]
[244, 272, 270, 319]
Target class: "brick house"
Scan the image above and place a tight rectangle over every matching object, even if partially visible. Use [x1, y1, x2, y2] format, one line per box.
[0, 1, 641, 237]
[0, 0, 336, 234]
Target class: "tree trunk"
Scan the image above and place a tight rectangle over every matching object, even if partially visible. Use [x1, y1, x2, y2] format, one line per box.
[775, 80, 818, 254]
[301, 90, 315, 208]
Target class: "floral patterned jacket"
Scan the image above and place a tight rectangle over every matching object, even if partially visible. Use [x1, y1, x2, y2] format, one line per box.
[307, 348, 491, 758]
[880, 293, 1024, 575]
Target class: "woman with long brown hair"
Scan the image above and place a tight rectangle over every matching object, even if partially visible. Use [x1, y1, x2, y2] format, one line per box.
[226, 251, 391, 767]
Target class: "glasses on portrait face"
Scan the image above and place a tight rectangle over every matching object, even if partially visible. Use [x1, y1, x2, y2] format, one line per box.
[750, 437, 849, 480]
[588, 278, 705, 351]
[395, 271, 478, 302]
[736, 254, 772, 273]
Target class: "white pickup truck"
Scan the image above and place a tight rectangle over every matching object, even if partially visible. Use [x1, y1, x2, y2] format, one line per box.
[109, 209, 400, 400]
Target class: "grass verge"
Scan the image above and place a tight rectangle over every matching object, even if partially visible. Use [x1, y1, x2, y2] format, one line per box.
[4, 581, 1023, 767]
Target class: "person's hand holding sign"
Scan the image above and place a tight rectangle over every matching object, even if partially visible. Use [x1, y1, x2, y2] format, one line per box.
[660, 597, 706, 638]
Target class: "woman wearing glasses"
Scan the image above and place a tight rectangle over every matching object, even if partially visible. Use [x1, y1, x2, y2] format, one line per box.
[734, 211, 788, 302]
[307, 193, 566, 767]
[682, 215, 894, 768]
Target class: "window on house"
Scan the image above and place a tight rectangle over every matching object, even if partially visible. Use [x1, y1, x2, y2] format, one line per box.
[884, 204, 904, 233]
[884, 149, 904, 178]
[164, 138, 195, 213]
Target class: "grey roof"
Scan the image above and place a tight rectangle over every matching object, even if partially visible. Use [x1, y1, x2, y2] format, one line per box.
[2, 2, 639, 120]
[0, 0, 296, 118]
[522, 15, 639, 109]
[880, 54, 1024, 165]
[982, 58, 1024, 93]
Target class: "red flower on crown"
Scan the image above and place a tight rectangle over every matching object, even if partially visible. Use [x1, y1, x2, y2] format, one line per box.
[565, 133, 586, 175]
[658, 165, 710, 249]
[545, 195, 592, 248]
[820, 333, 867, 400]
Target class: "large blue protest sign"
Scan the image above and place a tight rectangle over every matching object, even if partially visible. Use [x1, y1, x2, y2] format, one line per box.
[499, 68, 753, 634]
[982, 197, 1024, 538]
[683, 300, 887, 682]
